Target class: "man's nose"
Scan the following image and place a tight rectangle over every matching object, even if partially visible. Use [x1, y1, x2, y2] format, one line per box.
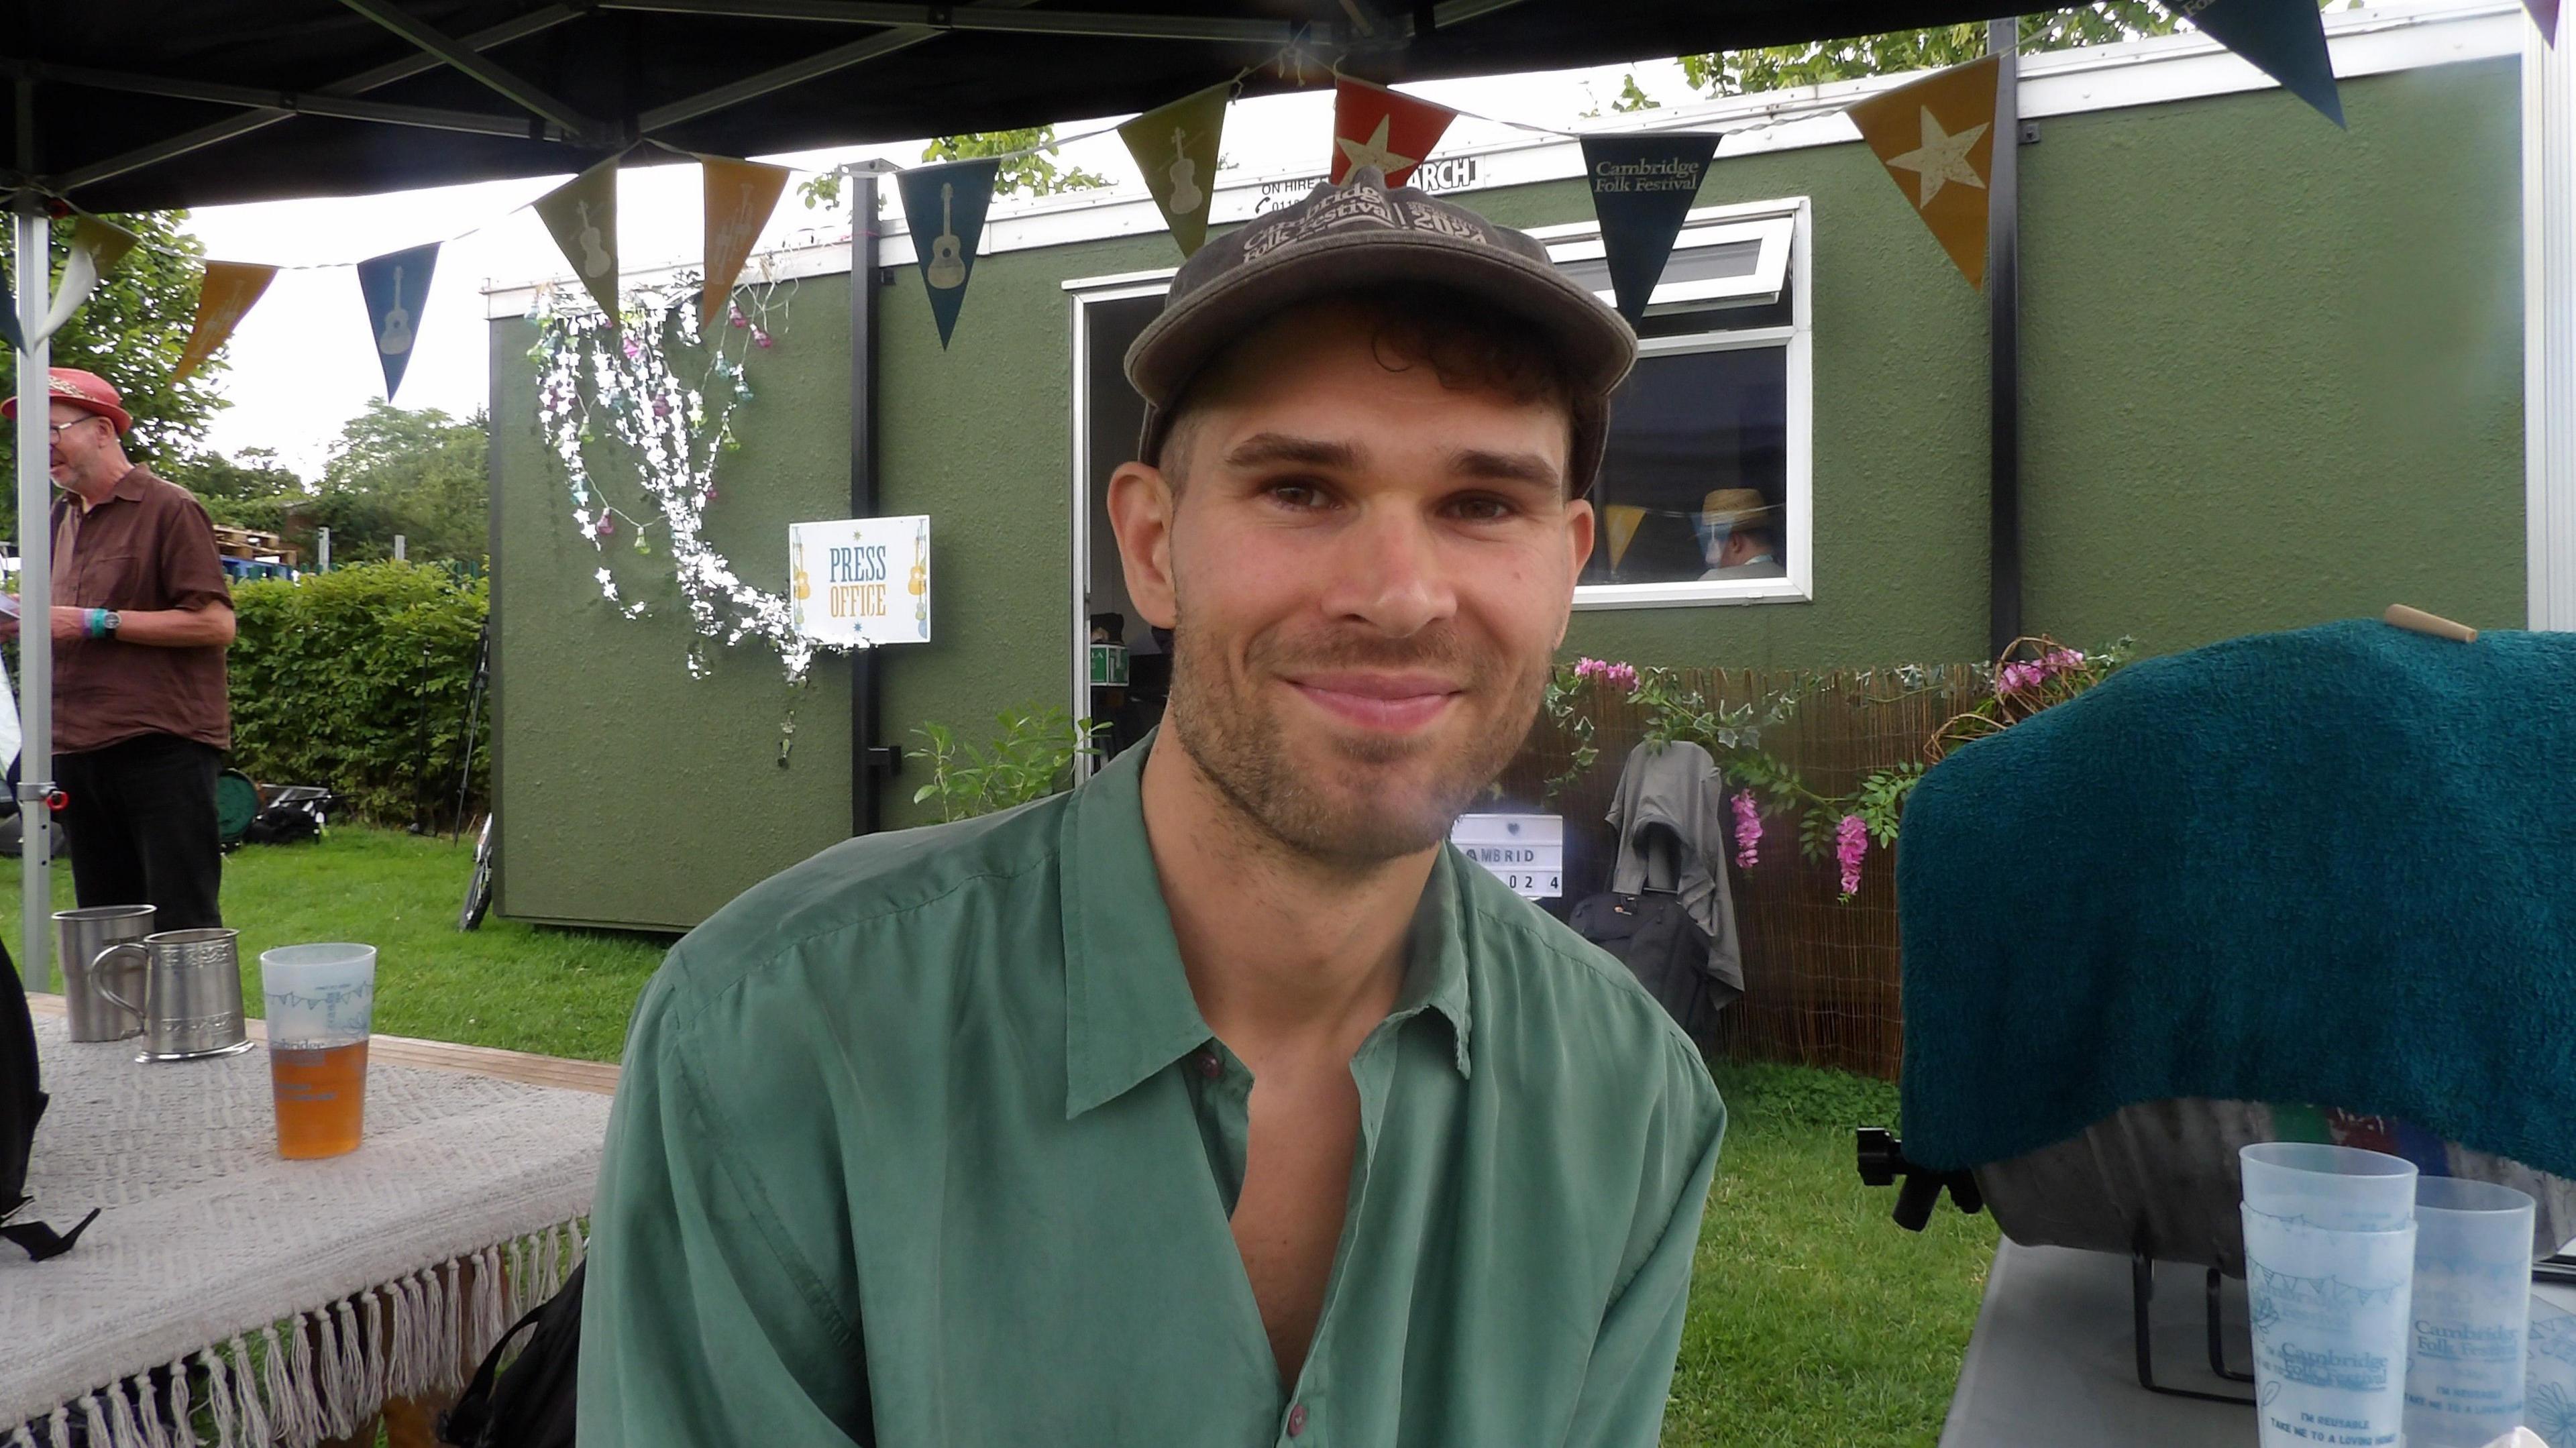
[1318, 504, 1458, 638]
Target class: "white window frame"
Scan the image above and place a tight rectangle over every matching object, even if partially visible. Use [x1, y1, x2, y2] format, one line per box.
[1529, 198, 1815, 610]
[1064, 274, 1177, 732]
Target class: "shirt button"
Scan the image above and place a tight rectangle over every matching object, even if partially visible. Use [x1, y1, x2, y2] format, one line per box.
[1190, 1048, 1222, 1080]
[1286, 1403, 1307, 1437]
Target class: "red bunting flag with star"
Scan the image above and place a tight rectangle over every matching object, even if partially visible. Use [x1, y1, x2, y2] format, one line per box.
[1330, 78, 1458, 186]
[1845, 56, 2000, 290]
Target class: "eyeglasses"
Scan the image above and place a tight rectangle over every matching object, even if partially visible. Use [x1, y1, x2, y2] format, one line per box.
[46, 417, 103, 440]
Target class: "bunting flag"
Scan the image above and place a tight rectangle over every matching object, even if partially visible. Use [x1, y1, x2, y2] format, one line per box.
[0, 267, 20, 355]
[700, 157, 791, 331]
[1603, 504, 1646, 571]
[2169, 0, 2344, 125]
[32, 215, 140, 347]
[1330, 78, 1458, 186]
[2528, 0, 2561, 44]
[356, 242, 439, 399]
[1118, 85, 1229, 258]
[173, 261, 278, 382]
[896, 159, 1000, 349]
[534, 156, 623, 321]
[1580, 133, 1721, 323]
[1845, 56, 2000, 290]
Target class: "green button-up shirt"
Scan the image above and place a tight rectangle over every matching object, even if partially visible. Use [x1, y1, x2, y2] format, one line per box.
[582, 737, 1725, 1447]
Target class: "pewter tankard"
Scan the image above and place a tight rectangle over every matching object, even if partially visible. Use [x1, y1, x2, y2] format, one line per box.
[95, 928, 252, 1061]
[55, 905, 154, 1042]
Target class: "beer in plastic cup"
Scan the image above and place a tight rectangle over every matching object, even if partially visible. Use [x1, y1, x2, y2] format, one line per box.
[260, 944, 377, 1160]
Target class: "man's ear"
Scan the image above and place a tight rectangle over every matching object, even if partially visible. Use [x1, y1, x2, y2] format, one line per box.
[1107, 461, 1180, 630]
[1554, 496, 1597, 649]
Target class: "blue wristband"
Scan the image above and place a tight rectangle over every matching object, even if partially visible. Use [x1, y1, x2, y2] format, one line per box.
[85, 608, 106, 639]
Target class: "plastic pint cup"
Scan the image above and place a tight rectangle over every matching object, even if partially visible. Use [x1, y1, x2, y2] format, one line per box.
[2242, 1141, 2420, 1232]
[2404, 1177, 2539, 1448]
[2244, 1203, 2416, 1448]
[260, 944, 377, 1160]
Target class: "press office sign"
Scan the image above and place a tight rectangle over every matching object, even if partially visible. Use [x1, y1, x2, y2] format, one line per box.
[790, 515, 932, 647]
[1450, 813, 1563, 900]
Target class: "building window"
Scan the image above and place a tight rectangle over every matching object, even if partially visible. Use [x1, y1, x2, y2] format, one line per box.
[1540, 203, 1812, 609]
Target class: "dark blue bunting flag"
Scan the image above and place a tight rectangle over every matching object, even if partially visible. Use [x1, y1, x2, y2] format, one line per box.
[1580, 134, 1722, 323]
[356, 242, 439, 399]
[897, 160, 1001, 349]
[2173, 0, 2344, 126]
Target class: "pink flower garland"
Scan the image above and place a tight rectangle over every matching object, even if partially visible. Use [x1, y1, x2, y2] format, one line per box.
[1572, 657, 1640, 693]
[1835, 814, 1868, 899]
[1994, 647, 2087, 698]
[1731, 791, 1761, 869]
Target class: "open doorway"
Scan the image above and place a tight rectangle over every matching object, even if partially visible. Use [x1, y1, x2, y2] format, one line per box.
[1069, 279, 1171, 771]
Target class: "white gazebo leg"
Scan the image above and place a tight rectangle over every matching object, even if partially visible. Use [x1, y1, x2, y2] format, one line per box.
[2529, 19, 2576, 632]
[14, 197, 53, 991]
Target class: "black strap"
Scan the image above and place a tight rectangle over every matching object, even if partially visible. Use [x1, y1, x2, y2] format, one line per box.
[2, 1206, 99, 1262]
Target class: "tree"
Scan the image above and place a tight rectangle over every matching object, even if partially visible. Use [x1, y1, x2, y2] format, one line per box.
[307, 399, 489, 567]
[166, 446, 302, 507]
[1676, 3, 2185, 96]
[798, 124, 1115, 212]
[0, 211, 229, 539]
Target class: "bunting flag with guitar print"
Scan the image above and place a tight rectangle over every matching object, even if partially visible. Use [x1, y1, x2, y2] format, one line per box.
[699, 156, 790, 330]
[1581, 133, 1721, 323]
[1118, 85, 1229, 258]
[534, 155, 624, 321]
[2527, 0, 2561, 44]
[355, 242, 438, 398]
[896, 159, 1000, 348]
[32, 215, 140, 347]
[2165, 0, 2344, 125]
[172, 261, 278, 382]
[1330, 77, 1458, 186]
[1845, 55, 2000, 290]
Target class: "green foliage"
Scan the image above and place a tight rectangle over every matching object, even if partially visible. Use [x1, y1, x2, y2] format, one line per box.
[910, 706, 1102, 822]
[227, 562, 488, 828]
[921, 127, 1114, 198]
[201, 400, 488, 568]
[1677, 3, 2189, 97]
[164, 446, 303, 506]
[0, 211, 228, 538]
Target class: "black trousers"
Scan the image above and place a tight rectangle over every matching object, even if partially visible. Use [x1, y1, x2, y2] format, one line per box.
[53, 734, 225, 931]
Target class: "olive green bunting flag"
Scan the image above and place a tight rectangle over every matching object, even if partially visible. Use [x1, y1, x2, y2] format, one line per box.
[534, 155, 623, 321]
[1120, 85, 1229, 258]
[32, 215, 140, 347]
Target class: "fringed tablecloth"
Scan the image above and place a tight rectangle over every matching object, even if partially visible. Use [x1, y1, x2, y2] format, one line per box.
[3, 1016, 612, 1448]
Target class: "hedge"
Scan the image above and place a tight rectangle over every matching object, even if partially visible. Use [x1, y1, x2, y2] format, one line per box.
[228, 562, 487, 829]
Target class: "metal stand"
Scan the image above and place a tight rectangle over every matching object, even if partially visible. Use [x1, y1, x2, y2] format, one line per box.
[2129, 1244, 2255, 1406]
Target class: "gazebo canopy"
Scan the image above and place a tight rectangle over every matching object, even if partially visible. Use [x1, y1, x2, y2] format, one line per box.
[7, 1, 2023, 213]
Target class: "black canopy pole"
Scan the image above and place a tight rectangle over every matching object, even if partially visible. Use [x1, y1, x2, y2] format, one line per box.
[850, 168, 888, 835]
[1986, 18, 2024, 662]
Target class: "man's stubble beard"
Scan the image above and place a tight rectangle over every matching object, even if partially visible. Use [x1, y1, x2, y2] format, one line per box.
[1163, 596, 1548, 871]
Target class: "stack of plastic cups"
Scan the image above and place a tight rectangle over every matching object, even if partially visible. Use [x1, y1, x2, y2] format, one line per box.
[2241, 1143, 2419, 1448]
[2404, 1177, 2540, 1448]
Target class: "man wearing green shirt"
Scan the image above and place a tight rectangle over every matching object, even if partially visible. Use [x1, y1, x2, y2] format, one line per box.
[582, 167, 1727, 1447]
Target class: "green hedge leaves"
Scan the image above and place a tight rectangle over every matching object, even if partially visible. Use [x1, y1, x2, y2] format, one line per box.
[228, 562, 486, 828]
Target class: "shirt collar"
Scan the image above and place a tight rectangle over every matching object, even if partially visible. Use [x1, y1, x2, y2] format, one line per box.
[1059, 732, 1474, 1120]
[58, 467, 150, 516]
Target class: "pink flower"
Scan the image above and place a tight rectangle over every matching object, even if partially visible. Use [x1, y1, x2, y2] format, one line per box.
[620, 335, 643, 361]
[1731, 791, 1761, 869]
[1572, 657, 1640, 693]
[2042, 647, 2085, 676]
[1835, 814, 1868, 899]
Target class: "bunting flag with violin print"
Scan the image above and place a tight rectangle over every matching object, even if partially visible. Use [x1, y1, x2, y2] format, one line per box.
[534, 156, 623, 321]
[1580, 133, 1721, 323]
[897, 158, 1000, 348]
[173, 261, 279, 382]
[699, 156, 790, 331]
[1845, 55, 2000, 290]
[2165, 0, 2343, 124]
[2526, 0, 2561, 44]
[356, 242, 438, 399]
[32, 215, 140, 347]
[1330, 77, 1458, 186]
[1119, 85, 1229, 258]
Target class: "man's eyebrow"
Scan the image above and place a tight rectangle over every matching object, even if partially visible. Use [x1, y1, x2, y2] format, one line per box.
[1219, 432, 1360, 472]
[1448, 448, 1562, 492]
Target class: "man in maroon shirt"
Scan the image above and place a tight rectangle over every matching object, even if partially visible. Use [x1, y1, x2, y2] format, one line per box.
[1, 369, 235, 929]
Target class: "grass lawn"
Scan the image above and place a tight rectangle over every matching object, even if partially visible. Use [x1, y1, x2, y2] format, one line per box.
[9, 826, 1997, 1446]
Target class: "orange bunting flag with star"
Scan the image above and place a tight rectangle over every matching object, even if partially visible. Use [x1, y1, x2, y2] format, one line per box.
[1845, 55, 2000, 290]
[174, 261, 278, 382]
[1330, 77, 1458, 187]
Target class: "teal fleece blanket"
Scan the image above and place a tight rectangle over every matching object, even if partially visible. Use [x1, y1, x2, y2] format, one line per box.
[1896, 620, 2576, 1179]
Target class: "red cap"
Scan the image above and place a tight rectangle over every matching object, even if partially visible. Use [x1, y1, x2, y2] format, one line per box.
[3, 368, 133, 435]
